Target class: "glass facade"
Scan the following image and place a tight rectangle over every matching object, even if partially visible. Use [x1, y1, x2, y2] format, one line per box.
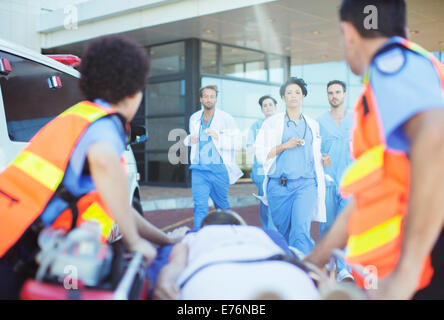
[201, 77, 282, 134]
[146, 80, 186, 116]
[133, 41, 189, 185]
[135, 40, 444, 186]
[199, 41, 289, 174]
[201, 41, 288, 84]
[147, 152, 187, 184]
[134, 40, 289, 185]
[290, 61, 363, 120]
[147, 116, 186, 151]
[149, 42, 185, 77]
[200, 77, 282, 172]
[201, 41, 218, 74]
[290, 50, 444, 120]
[221, 46, 267, 81]
[269, 53, 288, 84]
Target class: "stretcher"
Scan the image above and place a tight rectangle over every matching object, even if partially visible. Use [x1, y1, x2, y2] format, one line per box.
[20, 253, 148, 300]
[20, 225, 149, 300]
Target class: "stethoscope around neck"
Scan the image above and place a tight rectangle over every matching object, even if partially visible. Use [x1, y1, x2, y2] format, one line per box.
[285, 110, 307, 145]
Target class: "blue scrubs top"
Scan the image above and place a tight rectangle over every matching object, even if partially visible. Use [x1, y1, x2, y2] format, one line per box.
[247, 118, 265, 177]
[369, 36, 444, 154]
[269, 116, 315, 179]
[41, 99, 126, 225]
[317, 111, 354, 185]
[189, 113, 226, 173]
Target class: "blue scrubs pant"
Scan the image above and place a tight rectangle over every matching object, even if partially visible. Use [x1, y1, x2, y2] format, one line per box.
[251, 172, 276, 231]
[320, 180, 338, 237]
[191, 168, 230, 230]
[267, 177, 317, 255]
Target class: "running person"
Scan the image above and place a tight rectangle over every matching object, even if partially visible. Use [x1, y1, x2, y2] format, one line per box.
[255, 77, 326, 256]
[184, 85, 243, 230]
[247, 95, 277, 230]
[317, 80, 354, 281]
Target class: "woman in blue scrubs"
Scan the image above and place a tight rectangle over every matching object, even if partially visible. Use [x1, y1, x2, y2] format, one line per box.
[247, 95, 277, 230]
[259, 78, 326, 256]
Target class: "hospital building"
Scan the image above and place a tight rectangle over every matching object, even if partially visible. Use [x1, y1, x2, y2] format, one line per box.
[2, 0, 444, 186]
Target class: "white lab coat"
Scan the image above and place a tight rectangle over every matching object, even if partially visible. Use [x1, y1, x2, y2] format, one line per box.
[254, 112, 326, 223]
[184, 108, 243, 185]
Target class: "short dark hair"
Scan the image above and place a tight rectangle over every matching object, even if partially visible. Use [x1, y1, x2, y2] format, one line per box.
[258, 95, 277, 108]
[79, 35, 150, 104]
[199, 85, 218, 97]
[327, 80, 347, 92]
[339, 0, 407, 38]
[201, 210, 247, 228]
[280, 77, 308, 98]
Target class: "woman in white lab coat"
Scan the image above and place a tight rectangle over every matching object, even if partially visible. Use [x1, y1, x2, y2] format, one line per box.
[255, 77, 326, 255]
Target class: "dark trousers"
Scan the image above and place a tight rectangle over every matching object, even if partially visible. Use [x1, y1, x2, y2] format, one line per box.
[0, 226, 40, 300]
[413, 230, 444, 299]
[0, 259, 25, 299]
[413, 268, 444, 299]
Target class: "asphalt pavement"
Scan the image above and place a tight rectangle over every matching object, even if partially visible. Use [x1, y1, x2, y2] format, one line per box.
[140, 183, 262, 230]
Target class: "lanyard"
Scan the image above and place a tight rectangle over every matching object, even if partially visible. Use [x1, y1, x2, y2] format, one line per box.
[195, 113, 213, 163]
[199, 113, 213, 138]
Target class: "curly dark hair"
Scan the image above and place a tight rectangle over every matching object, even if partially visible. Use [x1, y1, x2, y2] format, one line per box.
[279, 77, 308, 98]
[79, 35, 150, 104]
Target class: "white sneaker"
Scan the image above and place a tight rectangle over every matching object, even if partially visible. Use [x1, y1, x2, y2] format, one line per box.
[288, 246, 305, 260]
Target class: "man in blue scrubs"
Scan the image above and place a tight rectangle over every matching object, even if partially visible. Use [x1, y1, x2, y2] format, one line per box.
[186, 86, 243, 230]
[317, 80, 354, 280]
[247, 95, 277, 230]
[317, 81, 353, 235]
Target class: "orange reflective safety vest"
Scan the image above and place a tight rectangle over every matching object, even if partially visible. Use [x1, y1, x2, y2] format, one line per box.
[340, 38, 444, 290]
[0, 101, 123, 258]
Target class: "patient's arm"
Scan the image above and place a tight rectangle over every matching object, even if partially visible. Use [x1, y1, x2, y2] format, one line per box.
[153, 242, 189, 300]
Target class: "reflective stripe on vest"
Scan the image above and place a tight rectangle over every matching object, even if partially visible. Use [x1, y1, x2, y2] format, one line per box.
[82, 202, 114, 239]
[0, 101, 117, 258]
[51, 191, 115, 240]
[347, 214, 402, 258]
[340, 38, 441, 290]
[12, 151, 64, 191]
[340, 144, 384, 196]
[60, 102, 109, 122]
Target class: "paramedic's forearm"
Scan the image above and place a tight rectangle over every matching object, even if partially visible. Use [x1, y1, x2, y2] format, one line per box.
[88, 142, 139, 246]
[304, 199, 354, 267]
[134, 210, 175, 245]
[393, 111, 444, 295]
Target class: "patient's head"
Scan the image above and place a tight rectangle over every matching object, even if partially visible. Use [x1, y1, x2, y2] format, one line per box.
[201, 210, 247, 228]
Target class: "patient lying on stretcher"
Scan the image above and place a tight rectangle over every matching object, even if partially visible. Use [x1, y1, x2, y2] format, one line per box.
[152, 210, 347, 300]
